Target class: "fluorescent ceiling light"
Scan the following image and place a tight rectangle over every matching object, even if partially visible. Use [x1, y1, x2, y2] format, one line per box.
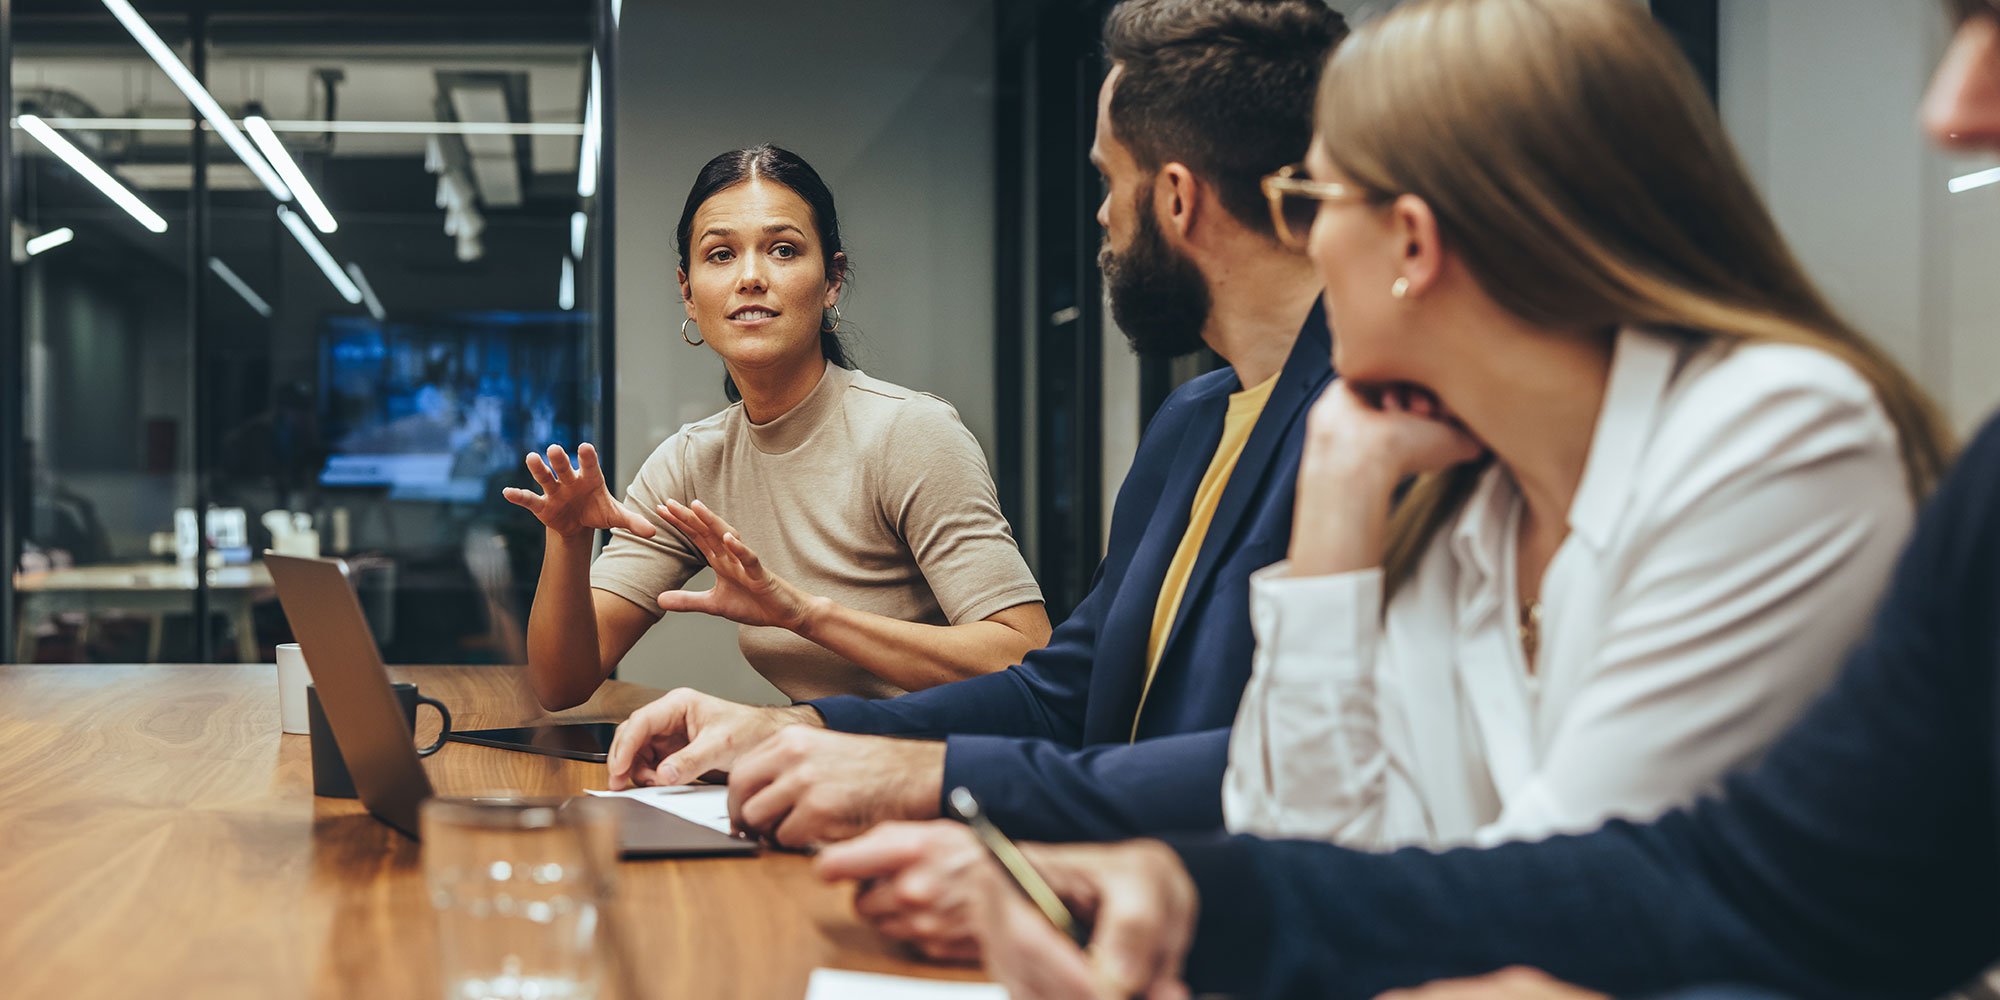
[577, 55, 600, 198]
[344, 263, 386, 321]
[116, 162, 263, 192]
[101, 0, 292, 202]
[559, 256, 576, 311]
[270, 119, 583, 136]
[571, 211, 587, 259]
[448, 85, 523, 207]
[1949, 166, 2000, 194]
[17, 117, 585, 137]
[278, 206, 361, 304]
[25, 117, 192, 132]
[25, 227, 74, 256]
[245, 115, 336, 233]
[17, 114, 167, 233]
[208, 258, 272, 318]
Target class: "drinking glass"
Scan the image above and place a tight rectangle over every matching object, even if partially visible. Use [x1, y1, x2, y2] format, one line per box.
[422, 796, 620, 1000]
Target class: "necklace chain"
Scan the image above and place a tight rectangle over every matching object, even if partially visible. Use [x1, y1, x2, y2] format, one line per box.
[1519, 599, 1544, 666]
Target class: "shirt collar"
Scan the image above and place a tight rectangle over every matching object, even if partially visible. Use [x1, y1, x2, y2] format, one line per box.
[1448, 463, 1517, 596]
[1447, 326, 1685, 577]
[1567, 327, 1684, 550]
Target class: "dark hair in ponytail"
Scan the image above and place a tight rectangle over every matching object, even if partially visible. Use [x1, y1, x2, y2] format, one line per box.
[675, 143, 853, 402]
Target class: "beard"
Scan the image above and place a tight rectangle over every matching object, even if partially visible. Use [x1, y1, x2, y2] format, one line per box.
[1098, 195, 1212, 359]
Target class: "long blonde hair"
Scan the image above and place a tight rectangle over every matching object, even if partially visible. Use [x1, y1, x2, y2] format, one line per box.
[1316, 0, 1954, 593]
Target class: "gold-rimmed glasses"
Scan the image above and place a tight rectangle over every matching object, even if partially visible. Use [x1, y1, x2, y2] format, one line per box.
[1261, 162, 1360, 249]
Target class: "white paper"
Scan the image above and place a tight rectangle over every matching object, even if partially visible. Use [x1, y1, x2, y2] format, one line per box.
[803, 969, 1006, 1000]
[583, 785, 733, 834]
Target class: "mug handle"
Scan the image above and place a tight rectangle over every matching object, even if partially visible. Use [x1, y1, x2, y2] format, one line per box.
[414, 695, 453, 757]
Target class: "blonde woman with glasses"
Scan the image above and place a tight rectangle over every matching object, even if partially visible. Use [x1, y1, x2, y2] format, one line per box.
[1216, 0, 1953, 850]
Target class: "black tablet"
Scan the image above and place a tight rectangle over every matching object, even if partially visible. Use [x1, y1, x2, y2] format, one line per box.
[446, 722, 620, 762]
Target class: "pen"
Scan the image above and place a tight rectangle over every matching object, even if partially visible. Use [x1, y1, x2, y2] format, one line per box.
[946, 785, 1089, 947]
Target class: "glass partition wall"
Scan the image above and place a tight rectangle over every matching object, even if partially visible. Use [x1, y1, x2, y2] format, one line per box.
[4, 0, 611, 664]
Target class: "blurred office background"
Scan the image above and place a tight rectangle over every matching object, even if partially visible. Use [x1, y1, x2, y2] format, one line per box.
[2, 0, 1995, 703]
[1, 0, 609, 668]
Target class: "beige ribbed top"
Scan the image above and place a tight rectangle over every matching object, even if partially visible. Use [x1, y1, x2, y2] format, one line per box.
[590, 362, 1042, 701]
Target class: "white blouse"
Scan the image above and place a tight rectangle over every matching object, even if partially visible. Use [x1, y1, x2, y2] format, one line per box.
[1223, 328, 1915, 850]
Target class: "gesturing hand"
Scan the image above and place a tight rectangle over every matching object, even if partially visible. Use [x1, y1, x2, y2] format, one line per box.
[501, 442, 656, 542]
[654, 498, 819, 631]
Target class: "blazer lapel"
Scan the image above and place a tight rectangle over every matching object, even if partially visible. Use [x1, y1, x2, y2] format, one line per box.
[1152, 306, 1332, 669]
[1090, 383, 1232, 734]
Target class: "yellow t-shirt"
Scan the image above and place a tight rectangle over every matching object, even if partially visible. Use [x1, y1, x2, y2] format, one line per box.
[1132, 371, 1280, 739]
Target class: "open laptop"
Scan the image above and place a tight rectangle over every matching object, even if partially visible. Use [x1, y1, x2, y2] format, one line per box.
[264, 552, 756, 857]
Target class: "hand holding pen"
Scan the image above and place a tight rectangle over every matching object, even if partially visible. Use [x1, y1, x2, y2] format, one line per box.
[949, 787, 1202, 1000]
[815, 791, 1210, 999]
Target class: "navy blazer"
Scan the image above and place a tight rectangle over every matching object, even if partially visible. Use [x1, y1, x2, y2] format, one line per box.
[808, 306, 1334, 840]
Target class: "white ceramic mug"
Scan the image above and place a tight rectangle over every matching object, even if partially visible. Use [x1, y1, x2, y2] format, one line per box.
[276, 643, 312, 735]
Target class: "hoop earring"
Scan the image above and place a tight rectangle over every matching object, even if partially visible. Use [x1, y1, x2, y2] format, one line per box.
[680, 317, 704, 347]
[825, 304, 845, 333]
[1390, 277, 1411, 300]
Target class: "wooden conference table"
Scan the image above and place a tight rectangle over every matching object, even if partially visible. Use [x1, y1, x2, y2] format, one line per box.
[0, 663, 987, 999]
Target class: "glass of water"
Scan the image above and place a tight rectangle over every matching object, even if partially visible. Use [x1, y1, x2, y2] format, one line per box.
[422, 795, 620, 1000]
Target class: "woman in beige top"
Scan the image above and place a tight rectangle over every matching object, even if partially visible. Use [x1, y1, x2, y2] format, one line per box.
[504, 145, 1048, 710]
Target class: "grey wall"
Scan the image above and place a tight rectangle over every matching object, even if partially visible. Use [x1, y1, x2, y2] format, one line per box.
[1719, 0, 1998, 435]
[612, 0, 998, 701]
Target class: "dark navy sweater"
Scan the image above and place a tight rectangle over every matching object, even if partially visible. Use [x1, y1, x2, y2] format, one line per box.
[1173, 413, 2000, 1000]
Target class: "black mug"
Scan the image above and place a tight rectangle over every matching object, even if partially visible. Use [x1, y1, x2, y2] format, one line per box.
[306, 681, 452, 799]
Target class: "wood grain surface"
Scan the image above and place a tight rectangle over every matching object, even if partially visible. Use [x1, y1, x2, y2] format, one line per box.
[0, 664, 984, 999]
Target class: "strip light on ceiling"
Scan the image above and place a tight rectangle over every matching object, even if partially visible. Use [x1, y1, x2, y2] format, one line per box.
[571, 211, 587, 259]
[559, 256, 576, 311]
[17, 114, 167, 233]
[345, 263, 386, 321]
[278, 206, 361, 304]
[577, 55, 600, 198]
[101, 0, 292, 202]
[25, 227, 74, 256]
[16, 117, 585, 136]
[245, 115, 337, 233]
[208, 258, 272, 318]
[1949, 166, 2000, 194]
